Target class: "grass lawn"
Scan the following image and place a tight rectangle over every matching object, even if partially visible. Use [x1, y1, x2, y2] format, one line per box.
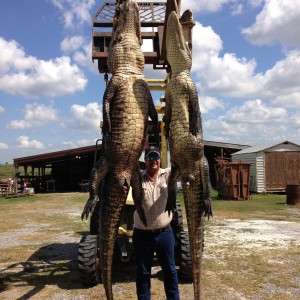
[177, 188, 298, 222]
[0, 190, 299, 299]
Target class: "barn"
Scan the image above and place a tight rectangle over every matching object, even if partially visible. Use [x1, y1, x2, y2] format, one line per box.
[13, 140, 249, 193]
[231, 140, 300, 193]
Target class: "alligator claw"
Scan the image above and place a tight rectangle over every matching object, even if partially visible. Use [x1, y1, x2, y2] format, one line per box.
[204, 198, 213, 219]
[165, 189, 176, 216]
[165, 197, 176, 216]
[165, 165, 178, 216]
[189, 123, 198, 137]
[81, 196, 98, 220]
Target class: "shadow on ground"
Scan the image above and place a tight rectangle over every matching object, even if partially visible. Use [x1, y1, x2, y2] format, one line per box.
[0, 240, 192, 299]
[0, 242, 141, 299]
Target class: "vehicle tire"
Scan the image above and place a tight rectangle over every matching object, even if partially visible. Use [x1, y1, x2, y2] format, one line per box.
[171, 200, 184, 264]
[90, 201, 100, 235]
[179, 231, 193, 281]
[78, 235, 101, 286]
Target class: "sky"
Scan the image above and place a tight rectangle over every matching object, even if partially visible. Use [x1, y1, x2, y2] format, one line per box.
[1, 0, 300, 164]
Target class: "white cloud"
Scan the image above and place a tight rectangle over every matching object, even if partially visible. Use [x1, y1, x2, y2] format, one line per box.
[204, 117, 289, 146]
[61, 35, 85, 52]
[192, 22, 259, 97]
[223, 99, 288, 123]
[76, 139, 95, 147]
[52, 0, 96, 29]
[191, 23, 300, 108]
[16, 136, 44, 149]
[181, 0, 235, 14]
[203, 98, 293, 145]
[73, 41, 98, 73]
[198, 95, 225, 114]
[261, 51, 300, 99]
[290, 113, 300, 129]
[248, 0, 265, 8]
[0, 142, 8, 149]
[0, 38, 87, 98]
[270, 92, 300, 108]
[7, 120, 29, 130]
[242, 0, 300, 48]
[60, 36, 98, 73]
[205, 118, 250, 141]
[0, 38, 37, 73]
[0, 106, 4, 113]
[65, 102, 102, 131]
[7, 103, 59, 129]
[231, 3, 244, 16]
[61, 138, 95, 148]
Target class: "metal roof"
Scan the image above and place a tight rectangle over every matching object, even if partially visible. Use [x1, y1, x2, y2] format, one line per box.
[13, 140, 250, 167]
[203, 140, 250, 150]
[232, 140, 300, 155]
[14, 145, 98, 167]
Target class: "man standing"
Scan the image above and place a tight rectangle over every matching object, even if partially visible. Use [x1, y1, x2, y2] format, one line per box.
[133, 146, 180, 300]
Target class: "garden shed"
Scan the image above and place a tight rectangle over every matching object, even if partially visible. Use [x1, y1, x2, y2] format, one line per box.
[231, 140, 300, 193]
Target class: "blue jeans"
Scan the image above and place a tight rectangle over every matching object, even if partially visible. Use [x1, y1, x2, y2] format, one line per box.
[133, 226, 180, 300]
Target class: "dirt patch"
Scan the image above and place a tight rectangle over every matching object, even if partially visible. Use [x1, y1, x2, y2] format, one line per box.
[206, 219, 300, 249]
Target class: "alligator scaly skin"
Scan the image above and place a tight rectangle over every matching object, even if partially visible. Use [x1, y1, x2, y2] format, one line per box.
[164, 11, 212, 300]
[88, 1, 158, 299]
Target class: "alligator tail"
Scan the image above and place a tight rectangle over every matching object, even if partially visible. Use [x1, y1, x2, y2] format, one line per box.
[99, 173, 130, 300]
[182, 158, 211, 300]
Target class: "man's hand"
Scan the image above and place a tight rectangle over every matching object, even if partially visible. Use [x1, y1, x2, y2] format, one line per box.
[81, 196, 98, 220]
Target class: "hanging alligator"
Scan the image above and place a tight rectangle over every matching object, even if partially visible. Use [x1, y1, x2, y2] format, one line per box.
[81, 0, 159, 299]
[164, 9, 213, 300]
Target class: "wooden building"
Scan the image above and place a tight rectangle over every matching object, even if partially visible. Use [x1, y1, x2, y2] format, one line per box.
[13, 140, 249, 193]
[13, 144, 100, 193]
[231, 140, 300, 193]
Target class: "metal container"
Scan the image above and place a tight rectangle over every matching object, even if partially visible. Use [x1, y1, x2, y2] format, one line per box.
[215, 160, 251, 200]
[286, 185, 300, 205]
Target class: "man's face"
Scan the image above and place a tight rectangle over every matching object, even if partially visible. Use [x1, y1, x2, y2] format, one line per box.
[145, 152, 160, 172]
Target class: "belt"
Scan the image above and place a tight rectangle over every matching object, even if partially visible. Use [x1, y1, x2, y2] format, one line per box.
[136, 223, 170, 234]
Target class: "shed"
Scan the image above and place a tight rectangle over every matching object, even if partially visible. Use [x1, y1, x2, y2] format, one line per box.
[231, 140, 300, 193]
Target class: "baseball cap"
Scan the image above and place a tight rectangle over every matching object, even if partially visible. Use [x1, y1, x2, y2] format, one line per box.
[145, 146, 161, 159]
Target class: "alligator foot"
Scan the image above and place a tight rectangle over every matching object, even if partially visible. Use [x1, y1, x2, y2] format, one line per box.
[131, 167, 147, 226]
[203, 198, 213, 219]
[81, 196, 99, 220]
[165, 164, 178, 215]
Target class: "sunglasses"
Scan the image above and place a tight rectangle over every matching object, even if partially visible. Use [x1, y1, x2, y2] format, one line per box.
[146, 154, 160, 161]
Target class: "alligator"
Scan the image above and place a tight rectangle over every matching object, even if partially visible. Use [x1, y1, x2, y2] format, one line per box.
[81, 0, 159, 299]
[164, 10, 213, 300]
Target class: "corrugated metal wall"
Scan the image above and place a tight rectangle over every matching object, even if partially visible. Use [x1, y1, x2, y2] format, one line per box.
[256, 152, 265, 193]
